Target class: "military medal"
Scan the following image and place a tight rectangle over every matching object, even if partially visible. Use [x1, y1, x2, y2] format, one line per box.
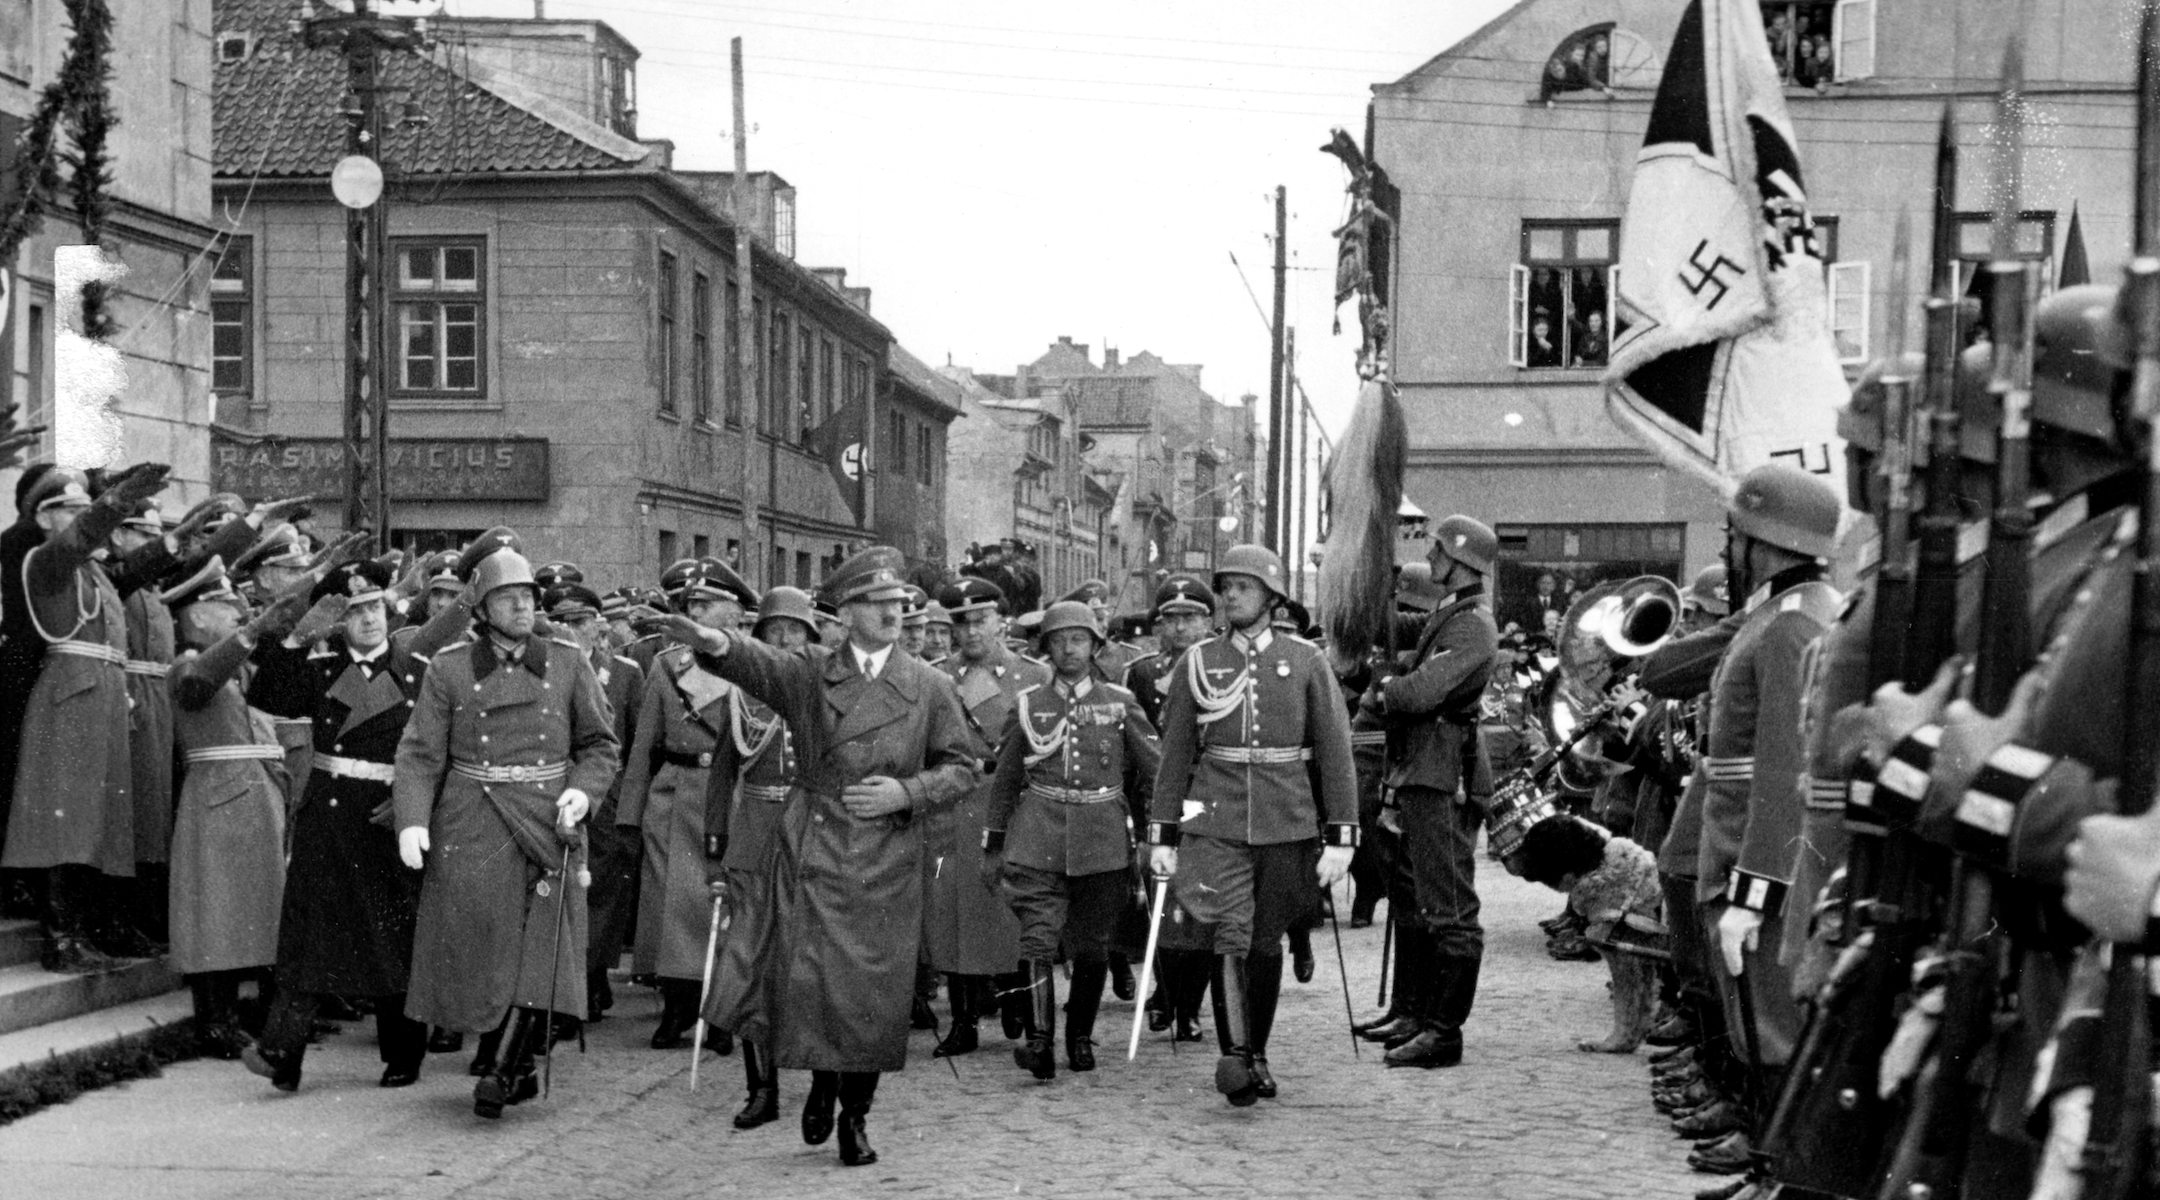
[1276, 660, 1290, 677]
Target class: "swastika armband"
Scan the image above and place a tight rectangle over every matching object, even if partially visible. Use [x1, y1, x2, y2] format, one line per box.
[1322, 823, 1359, 849]
[1950, 742, 2055, 869]
[1725, 870, 1788, 920]
[1868, 724, 1943, 824]
[1841, 776, 1889, 838]
[1144, 820, 1181, 847]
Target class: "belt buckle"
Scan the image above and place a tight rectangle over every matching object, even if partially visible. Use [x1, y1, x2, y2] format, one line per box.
[506, 764, 535, 783]
[698, 752, 714, 768]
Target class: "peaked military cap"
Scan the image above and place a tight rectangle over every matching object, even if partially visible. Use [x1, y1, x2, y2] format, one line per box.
[161, 555, 240, 609]
[543, 583, 604, 619]
[422, 550, 462, 589]
[825, 545, 912, 606]
[535, 561, 584, 590]
[678, 556, 755, 609]
[939, 575, 1005, 617]
[24, 468, 89, 512]
[314, 559, 395, 606]
[1061, 579, 1111, 605]
[1152, 573, 1215, 617]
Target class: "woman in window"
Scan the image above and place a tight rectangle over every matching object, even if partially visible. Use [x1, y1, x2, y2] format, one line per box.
[1572, 311, 1609, 369]
[1527, 314, 1563, 369]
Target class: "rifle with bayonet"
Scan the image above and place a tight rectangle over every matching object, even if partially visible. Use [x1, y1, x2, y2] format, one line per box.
[1875, 44, 2042, 1200]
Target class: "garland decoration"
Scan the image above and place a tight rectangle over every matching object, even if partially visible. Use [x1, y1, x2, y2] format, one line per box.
[0, 0, 119, 339]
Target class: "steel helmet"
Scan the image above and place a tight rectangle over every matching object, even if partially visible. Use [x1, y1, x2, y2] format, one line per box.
[471, 547, 541, 603]
[1395, 560, 1443, 613]
[1430, 515, 1497, 576]
[1213, 543, 1290, 602]
[753, 585, 818, 639]
[1727, 463, 1842, 560]
[1835, 350, 1926, 454]
[1684, 564, 1731, 617]
[1037, 599, 1104, 648]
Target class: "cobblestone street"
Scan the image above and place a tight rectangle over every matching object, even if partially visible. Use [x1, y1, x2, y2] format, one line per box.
[0, 864, 1700, 1200]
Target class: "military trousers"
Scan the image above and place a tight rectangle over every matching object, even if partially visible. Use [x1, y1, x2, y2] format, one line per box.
[1002, 864, 1127, 963]
[1393, 784, 1484, 960]
[1171, 835, 1319, 957]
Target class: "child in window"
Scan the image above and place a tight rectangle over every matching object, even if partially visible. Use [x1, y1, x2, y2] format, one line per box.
[1516, 814, 1664, 1053]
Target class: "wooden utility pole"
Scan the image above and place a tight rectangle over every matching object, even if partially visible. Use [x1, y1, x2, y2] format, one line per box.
[1263, 186, 1287, 556]
[732, 38, 761, 585]
[1292, 329, 1308, 604]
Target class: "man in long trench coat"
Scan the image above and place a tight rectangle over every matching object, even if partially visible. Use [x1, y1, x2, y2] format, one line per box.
[665, 545, 977, 1168]
[395, 546, 619, 1119]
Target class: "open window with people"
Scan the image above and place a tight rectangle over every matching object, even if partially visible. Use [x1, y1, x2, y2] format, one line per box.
[1510, 222, 1618, 371]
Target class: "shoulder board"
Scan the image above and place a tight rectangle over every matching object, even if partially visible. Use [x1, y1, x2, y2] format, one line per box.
[1282, 633, 1318, 649]
[550, 636, 582, 651]
[634, 633, 663, 647]
[612, 654, 640, 670]
[1016, 682, 1044, 700]
[305, 644, 337, 661]
[1775, 581, 1843, 624]
[408, 650, 433, 665]
[177, 647, 201, 661]
[1095, 680, 1137, 703]
[435, 640, 474, 657]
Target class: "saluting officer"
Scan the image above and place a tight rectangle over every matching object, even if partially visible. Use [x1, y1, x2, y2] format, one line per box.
[394, 545, 620, 1119]
[1146, 544, 1358, 1106]
[983, 601, 1161, 1079]
[1125, 572, 1218, 1039]
[1359, 516, 1499, 1070]
[664, 546, 979, 1167]
[924, 576, 1049, 1055]
[242, 557, 471, 1092]
[700, 584, 814, 1131]
[618, 557, 754, 1051]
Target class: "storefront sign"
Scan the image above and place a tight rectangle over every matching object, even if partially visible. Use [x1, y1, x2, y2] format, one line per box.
[211, 436, 550, 502]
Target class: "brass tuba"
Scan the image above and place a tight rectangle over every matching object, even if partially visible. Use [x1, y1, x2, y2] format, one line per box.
[1545, 574, 1684, 762]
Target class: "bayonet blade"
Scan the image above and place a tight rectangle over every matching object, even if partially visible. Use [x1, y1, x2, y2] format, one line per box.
[1990, 37, 2027, 265]
[1885, 208, 1915, 372]
[1928, 104, 1959, 302]
[2138, 0, 2160, 254]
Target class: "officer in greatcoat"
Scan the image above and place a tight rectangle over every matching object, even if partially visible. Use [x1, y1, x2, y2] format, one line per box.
[1359, 515, 1500, 1070]
[6, 464, 170, 972]
[395, 545, 620, 1119]
[1124, 572, 1218, 1040]
[984, 601, 1161, 1079]
[618, 557, 753, 1050]
[547, 583, 645, 1024]
[699, 584, 813, 1131]
[164, 558, 303, 1057]
[665, 546, 978, 1167]
[1146, 544, 1359, 1106]
[924, 576, 1049, 1055]
[242, 557, 471, 1092]
[235, 526, 331, 810]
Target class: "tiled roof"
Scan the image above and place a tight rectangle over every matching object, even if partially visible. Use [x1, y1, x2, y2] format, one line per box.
[215, 0, 643, 178]
[887, 344, 965, 417]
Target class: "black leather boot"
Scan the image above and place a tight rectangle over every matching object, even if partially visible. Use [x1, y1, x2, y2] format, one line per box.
[1108, 952, 1135, 1002]
[932, 972, 979, 1057]
[836, 1071, 879, 1166]
[475, 1008, 536, 1118]
[1013, 960, 1057, 1080]
[1211, 955, 1259, 1107]
[650, 980, 695, 1050]
[41, 866, 120, 975]
[993, 970, 1029, 1040]
[1144, 954, 1174, 1033]
[734, 1038, 779, 1129]
[1287, 925, 1315, 984]
[1387, 949, 1478, 1069]
[1065, 958, 1107, 1072]
[587, 966, 614, 1021]
[470, 1022, 503, 1078]
[428, 1026, 464, 1054]
[801, 1070, 837, 1145]
[1173, 949, 1209, 1041]
[1360, 927, 1426, 1044]
[1246, 953, 1284, 1098]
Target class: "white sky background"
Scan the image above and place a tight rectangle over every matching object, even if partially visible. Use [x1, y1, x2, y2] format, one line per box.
[422, 0, 1519, 440]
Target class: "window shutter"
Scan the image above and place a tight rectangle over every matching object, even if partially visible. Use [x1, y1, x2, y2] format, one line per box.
[1834, 0, 1875, 81]
[1828, 260, 1871, 363]
[1606, 264, 1621, 345]
[1509, 263, 1530, 367]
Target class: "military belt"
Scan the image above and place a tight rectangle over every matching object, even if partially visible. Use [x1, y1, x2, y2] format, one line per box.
[741, 783, 791, 803]
[48, 640, 125, 666]
[1025, 783, 1122, 806]
[451, 759, 568, 785]
[185, 744, 285, 764]
[318, 754, 396, 784]
[661, 749, 715, 770]
[1201, 745, 1312, 765]
[123, 659, 170, 677]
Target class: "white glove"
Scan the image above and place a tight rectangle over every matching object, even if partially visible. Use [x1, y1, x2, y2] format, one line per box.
[398, 826, 430, 871]
[1317, 845, 1354, 890]
[1147, 845, 1178, 880]
[556, 787, 590, 831]
[1717, 905, 1763, 977]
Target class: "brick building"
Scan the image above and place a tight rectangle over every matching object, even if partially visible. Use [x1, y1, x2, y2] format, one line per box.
[941, 363, 1111, 600]
[208, 0, 942, 590]
[1371, 0, 2135, 620]
[0, 0, 220, 522]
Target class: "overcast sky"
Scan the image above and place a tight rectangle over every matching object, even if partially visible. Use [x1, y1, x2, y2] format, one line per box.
[425, 0, 1519, 438]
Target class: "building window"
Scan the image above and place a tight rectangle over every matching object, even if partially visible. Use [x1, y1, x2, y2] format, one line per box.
[693, 533, 710, 560]
[821, 338, 837, 418]
[657, 252, 678, 415]
[754, 299, 768, 433]
[1761, 1, 1874, 87]
[216, 31, 253, 63]
[691, 271, 712, 423]
[726, 538, 741, 568]
[1510, 221, 1616, 370]
[724, 282, 742, 427]
[889, 410, 908, 478]
[211, 235, 252, 398]
[797, 326, 816, 443]
[1808, 215, 1868, 364]
[917, 424, 933, 485]
[658, 529, 678, 568]
[1954, 210, 2056, 341]
[392, 240, 485, 397]
[794, 551, 811, 588]
[771, 545, 787, 591]
[770, 309, 792, 439]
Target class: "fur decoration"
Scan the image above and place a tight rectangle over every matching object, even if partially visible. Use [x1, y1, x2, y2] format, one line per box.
[1318, 377, 1406, 671]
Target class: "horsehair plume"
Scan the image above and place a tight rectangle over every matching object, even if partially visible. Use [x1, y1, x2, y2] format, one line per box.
[1318, 377, 1406, 673]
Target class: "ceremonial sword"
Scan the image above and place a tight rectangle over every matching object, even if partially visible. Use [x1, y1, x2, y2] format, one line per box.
[690, 890, 725, 1091]
[1129, 875, 1171, 1061]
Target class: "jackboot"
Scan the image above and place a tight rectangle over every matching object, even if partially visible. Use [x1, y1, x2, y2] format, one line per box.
[650, 979, 697, 1049]
[932, 972, 979, 1057]
[1065, 958, 1107, 1073]
[734, 1038, 779, 1129]
[41, 865, 120, 975]
[470, 1022, 504, 1077]
[1358, 926, 1426, 1044]
[836, 1071, 879, 1166]
[992, 969, 1029, 1040]
[587, 966, 614, 1021]
[1013, 960, 1057, 1080]
[1245, 953, 1284, 1098]
[189, 972, 247, 1060]
[801, 1070, 838, 1145]
[474, 1008, 537, 1118]
[428, 1026, 465, 1054]
[1108, 952, 1135, 1002]
[1287, 925, 1315, 984]
[1144, 953, 1174, 1032]
[1386, 947, 1477, 1069]
[1172, 949, 1210, 1041]
[1211, 954, 1260, 1107]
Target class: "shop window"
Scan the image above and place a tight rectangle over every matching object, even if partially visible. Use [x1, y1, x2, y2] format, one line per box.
[1509, 221, 1617, 370]
[392, 239, 485, 397]
[1492, 522, 1686, 638]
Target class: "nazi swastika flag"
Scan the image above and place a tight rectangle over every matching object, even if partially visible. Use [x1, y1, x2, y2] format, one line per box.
[1604, 0, 1848, 498]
